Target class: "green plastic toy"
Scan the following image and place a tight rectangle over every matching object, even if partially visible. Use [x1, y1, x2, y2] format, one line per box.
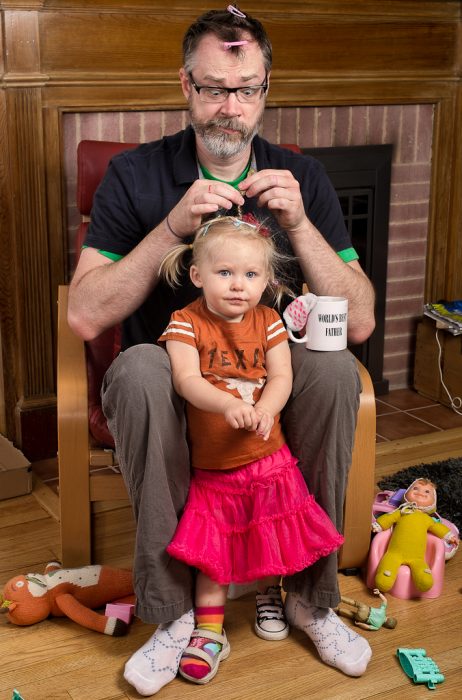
[397, 648, 444, 690]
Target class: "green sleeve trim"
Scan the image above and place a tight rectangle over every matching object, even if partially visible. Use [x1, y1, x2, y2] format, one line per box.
[82, 244, 356, 265]
[81, 245, 124, 262]
[97, 249, 124, 262]
[337, 247, 359, 263]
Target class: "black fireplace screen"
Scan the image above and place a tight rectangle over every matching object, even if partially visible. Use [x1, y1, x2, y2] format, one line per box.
[303, 144, 393, 394]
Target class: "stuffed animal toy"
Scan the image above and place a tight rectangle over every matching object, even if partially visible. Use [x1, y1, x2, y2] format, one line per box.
[0, 561, 134, 635]
[372, 478, 459, 592]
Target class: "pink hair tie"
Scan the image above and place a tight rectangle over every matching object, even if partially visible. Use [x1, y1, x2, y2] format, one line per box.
[223, 40, 249, 50]
[241, 212, 270, 237]
[227, 5, 246, 18]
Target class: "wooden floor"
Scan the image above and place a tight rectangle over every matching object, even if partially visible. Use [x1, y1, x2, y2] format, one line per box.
[1, 428, 462, 700]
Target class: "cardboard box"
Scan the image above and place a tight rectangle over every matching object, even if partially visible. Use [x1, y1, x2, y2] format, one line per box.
[0, 435, 32, 500]
[414, 317, 462, 408]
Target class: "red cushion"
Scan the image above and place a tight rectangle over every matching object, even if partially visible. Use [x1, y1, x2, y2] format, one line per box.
[77, 140, 136, 446]
[281, 143, 301, 153]
[86, 325, 121, 448]
[77, 140, 137, 216]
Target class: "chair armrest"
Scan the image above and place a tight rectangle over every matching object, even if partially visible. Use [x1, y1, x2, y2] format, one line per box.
[57, 285, 91, 566]
[57, 285, 89, 442]
[338, 358, 376, 569]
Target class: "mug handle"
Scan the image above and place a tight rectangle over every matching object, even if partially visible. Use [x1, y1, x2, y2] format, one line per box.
[287, 328, 307, 343]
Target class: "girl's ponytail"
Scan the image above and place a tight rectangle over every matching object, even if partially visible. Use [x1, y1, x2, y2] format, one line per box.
[158, 241, 192, 288]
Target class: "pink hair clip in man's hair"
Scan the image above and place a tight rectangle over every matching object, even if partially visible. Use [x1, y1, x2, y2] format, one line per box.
[223, 40, 249, 49]
[224, 7, 249, 49]
[227, 5, 246, 18]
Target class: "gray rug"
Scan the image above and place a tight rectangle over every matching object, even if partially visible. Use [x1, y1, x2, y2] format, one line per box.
[378, 457, 462, 531]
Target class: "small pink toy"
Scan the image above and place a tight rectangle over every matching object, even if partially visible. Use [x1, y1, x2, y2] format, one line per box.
[105, 602, 135, 624]
[283, 292, 317, 332]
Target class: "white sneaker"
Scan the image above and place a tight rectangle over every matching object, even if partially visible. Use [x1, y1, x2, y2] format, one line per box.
[255, 586, 289, 641]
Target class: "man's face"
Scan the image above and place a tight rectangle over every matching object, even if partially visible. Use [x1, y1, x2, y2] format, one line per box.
[180, 33, 268, 159]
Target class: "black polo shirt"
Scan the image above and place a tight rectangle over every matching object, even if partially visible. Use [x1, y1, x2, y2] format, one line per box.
[85, 126, 355, 348]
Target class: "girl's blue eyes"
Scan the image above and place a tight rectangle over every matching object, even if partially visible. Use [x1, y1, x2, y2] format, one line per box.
[218, 270, 257, 278]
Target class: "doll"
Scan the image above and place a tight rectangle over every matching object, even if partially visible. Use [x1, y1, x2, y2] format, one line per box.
[1, 561, 134, 635]
[372, 478, 459, 592]
[336, 589, 397, 630]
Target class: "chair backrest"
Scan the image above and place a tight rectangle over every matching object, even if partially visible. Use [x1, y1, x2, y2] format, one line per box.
[76, 139, 303, 447]
[77, 140, 138, 218]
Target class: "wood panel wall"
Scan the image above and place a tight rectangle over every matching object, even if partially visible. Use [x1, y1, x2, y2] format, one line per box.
[0, 0, 461, 458]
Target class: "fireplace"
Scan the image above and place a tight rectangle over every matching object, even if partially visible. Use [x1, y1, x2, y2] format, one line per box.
[303, 145, 393, 394]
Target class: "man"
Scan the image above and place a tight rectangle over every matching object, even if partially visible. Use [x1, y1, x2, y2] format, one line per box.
[68, 6, 375, 696]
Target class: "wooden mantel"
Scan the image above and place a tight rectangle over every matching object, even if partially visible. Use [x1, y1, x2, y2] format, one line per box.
[0, 1, 461, 458]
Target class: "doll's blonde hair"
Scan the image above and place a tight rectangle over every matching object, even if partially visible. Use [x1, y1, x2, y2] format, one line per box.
[159, 215, 295, 307]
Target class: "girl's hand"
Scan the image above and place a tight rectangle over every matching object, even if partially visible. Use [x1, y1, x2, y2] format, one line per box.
[254, 406, 274, 441]
[224, 398, 258, 431]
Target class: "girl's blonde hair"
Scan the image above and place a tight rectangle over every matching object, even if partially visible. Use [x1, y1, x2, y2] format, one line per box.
[159, 215, 295, 307]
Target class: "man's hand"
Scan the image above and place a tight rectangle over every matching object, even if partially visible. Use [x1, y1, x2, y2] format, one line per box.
[239, 169, 307, 232]
[167, 180, 245, 239]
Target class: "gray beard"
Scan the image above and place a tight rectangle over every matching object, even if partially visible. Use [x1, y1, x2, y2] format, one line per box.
[189, 108, 264, 159]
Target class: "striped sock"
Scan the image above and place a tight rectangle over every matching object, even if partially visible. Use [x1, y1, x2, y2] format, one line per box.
[179, 605, 225, 680]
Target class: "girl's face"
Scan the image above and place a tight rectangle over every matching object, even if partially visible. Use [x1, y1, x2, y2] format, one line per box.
[190, 236, 269, 322]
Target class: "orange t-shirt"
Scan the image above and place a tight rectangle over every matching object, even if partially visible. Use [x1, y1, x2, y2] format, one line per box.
[158, 298, 288, 470]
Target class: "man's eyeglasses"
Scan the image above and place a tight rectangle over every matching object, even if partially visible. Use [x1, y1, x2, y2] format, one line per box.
[189, 73, 268, 104]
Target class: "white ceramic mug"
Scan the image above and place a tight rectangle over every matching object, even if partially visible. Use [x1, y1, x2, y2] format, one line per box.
[287, 296, 348, 351]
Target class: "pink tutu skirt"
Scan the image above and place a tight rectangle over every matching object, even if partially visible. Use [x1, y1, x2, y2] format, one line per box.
[167, 444, 344, 585]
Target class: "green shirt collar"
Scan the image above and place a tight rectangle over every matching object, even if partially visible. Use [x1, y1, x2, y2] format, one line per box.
[199, 158, 252, 189]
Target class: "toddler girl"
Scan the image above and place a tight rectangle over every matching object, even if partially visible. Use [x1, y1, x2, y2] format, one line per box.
[158, 215, 344, 684]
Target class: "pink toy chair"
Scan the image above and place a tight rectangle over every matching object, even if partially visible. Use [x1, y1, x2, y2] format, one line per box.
[366, 530, 446, 599]
[372, 491, 459, 561]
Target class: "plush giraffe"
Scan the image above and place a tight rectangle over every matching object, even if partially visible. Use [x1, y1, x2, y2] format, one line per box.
[0, 561, 134, 635]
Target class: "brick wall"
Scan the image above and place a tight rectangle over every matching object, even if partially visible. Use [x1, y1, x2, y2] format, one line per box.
[63, 104, 433, 389]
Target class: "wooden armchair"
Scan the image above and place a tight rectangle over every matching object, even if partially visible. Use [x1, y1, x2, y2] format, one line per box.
[57, 140, 376, 570]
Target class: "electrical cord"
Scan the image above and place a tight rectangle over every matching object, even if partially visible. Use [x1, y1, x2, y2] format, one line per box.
[435, 328, 462, 415]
